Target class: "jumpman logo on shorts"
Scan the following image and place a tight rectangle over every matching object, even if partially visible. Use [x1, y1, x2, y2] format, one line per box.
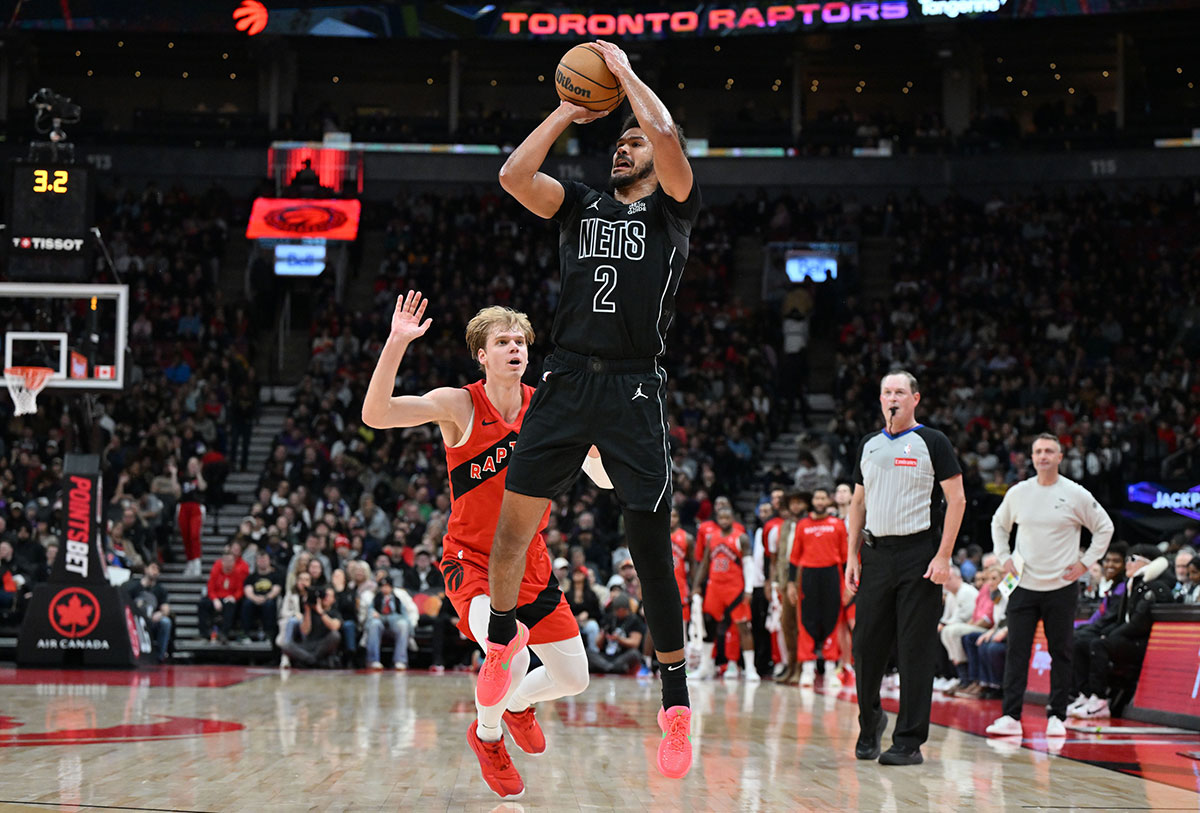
[632, 383, 648, 400]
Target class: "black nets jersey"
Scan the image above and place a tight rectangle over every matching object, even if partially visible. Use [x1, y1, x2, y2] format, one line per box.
[549, 179, 701, 359]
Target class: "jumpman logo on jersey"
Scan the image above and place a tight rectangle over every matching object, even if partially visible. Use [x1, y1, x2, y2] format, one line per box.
[586, 199, 600, 211]
[632, 383, 648, 400]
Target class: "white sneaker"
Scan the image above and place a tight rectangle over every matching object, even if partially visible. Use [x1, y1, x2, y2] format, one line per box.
[943, 677, 960, 692]
[1046, 716, 1067, 737]
[744, 667, 761, 683]
[799, 662, 816, 687]
[773, 662, 789, 679]
[279, 654, 291, 670]
[1078, 697, 1110, 719]
[986, 715, 1023, 736]
[1068, 694, 1101, 718]
[1066, 693, 1089, 713]
[369, 661, 383, 670]
[394, 661, 407, 671]
[723, 663, 739, 681]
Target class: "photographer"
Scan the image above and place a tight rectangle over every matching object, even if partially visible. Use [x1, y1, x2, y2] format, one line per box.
[280, 584, 343, 668]
[122, 562, 172, 663]
[586, 594, 646, 675]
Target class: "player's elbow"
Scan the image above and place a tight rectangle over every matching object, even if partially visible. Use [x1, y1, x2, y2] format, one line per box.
[497, 161, 522, 194]
[360, 405, 384, 429]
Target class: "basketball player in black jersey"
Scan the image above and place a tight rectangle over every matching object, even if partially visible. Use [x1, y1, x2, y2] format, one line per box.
[481, 39, 700, 779]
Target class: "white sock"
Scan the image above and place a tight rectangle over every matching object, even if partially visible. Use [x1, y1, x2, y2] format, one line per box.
[476, 721, 502, 743]
[742, 650, 755, 674]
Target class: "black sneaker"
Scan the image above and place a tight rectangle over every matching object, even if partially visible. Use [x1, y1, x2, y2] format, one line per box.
[855, 712, 888, 760]
[879, 744, 923, 765]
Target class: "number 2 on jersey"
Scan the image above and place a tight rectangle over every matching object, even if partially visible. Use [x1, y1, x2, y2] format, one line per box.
[593, 265, 617, 313]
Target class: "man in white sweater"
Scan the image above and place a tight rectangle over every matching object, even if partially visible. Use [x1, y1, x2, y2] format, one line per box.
[985, 434, 1113, 739]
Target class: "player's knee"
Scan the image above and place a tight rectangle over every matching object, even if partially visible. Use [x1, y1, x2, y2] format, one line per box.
[561, 663, 590, 696]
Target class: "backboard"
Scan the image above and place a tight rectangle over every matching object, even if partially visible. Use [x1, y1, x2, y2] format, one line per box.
[0, 283, 127, 392]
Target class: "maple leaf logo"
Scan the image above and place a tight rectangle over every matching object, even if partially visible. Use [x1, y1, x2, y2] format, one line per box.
[56, 595, 92, 629]
[232, 0, 269, 36]
[47, 588, 100, 638]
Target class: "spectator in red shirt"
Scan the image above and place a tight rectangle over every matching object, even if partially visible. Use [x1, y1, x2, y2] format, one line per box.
[198, 548, 248, 642]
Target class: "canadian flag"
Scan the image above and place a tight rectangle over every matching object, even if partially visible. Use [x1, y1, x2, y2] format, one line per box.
[95, 365, 115, 380]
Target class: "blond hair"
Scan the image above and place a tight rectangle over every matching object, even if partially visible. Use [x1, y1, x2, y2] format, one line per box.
[465, 306, 535, 371]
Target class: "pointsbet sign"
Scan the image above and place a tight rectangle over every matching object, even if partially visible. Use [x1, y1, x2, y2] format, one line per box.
[499, 3, 911, 35]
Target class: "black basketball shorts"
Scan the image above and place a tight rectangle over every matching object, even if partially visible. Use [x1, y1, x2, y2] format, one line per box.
[505, 347, 672, 513]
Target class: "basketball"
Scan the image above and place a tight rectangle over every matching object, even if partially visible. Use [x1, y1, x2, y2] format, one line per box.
[555, 43, 625, 112]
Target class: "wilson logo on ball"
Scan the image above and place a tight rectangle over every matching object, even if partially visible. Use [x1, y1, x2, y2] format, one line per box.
[556, 69, 592, 99]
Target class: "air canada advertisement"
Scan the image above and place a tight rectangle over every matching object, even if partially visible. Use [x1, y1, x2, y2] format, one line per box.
[17, 467, 148, 667]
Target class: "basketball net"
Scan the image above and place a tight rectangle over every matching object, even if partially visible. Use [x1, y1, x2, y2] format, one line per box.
[4, 366, 54, 416]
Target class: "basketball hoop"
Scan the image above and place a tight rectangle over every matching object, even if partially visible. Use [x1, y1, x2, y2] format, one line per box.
[4, 366, 55, 416]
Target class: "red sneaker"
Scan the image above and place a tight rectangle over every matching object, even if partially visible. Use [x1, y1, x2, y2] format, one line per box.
[503, 707, 546, 755]
[656, 705, 693, 779]
[466, 722, 525, 800]
[476, 621, 530, 707]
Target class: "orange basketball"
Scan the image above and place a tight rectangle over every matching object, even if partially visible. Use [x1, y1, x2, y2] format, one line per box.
[555, 43, 625, 112]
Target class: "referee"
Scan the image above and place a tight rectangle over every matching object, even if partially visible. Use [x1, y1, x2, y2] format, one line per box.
[845, 371, 965, 766]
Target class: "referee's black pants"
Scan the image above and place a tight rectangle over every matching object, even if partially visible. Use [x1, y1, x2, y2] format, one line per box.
[1002, 583, 1078, 721]
[853, 534, 941, 749]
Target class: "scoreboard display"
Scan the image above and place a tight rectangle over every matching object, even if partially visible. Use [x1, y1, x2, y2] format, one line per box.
[6, 162, 92, 282]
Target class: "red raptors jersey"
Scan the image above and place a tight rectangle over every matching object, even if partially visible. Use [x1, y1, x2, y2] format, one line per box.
[695, 519, 745, 562]
[671, 528, 690, 599]
[443, 381, 551, 560]
[790, 515, 848, 569]
[706, 527, 744, 591]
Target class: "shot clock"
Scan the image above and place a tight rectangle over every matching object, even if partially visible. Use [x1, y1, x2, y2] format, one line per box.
[6, 162, 92, 281]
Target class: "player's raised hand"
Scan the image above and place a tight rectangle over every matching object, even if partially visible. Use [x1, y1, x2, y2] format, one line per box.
[390, 290, 432, 344]
[558, 99, 609, 125]
[592, 40, 633, 80]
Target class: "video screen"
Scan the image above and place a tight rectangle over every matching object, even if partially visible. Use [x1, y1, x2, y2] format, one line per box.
[785, 252, 838, 283]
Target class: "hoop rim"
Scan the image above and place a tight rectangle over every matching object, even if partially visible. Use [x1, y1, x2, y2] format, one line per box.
[4, 366, 56, 392]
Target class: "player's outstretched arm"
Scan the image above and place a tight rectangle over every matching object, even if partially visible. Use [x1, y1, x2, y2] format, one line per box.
[361, 291, 471, 435]
[498, 101, 607, 219]
[593, 40, 693, 203]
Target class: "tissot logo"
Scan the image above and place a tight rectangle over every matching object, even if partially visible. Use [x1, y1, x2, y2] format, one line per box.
[264, 204, 350, 235]
[11, 237, 84, 252]
[47, 587, 100, 639]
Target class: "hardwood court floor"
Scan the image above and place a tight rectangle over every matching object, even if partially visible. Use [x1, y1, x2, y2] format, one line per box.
[0, 665, 1197, 812]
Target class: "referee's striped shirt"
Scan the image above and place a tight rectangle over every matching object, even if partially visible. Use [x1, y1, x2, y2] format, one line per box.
[853, 425, 961, 538]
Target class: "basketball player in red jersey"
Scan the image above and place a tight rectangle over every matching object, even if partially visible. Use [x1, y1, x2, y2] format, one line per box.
[787, 487, 849, 687]
[693, 495, 743, 564]
[691, 505, 760, 682]
[670, 509, 692, 625]
[362, 291, 589, 801]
